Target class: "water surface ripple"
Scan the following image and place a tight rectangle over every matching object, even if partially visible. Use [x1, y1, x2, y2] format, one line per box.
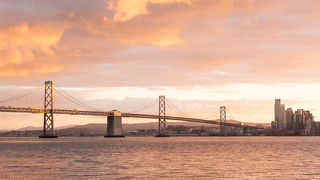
[0, 137, 320, 179]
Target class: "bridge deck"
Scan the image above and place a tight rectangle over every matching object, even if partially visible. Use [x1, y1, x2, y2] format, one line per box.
[0, 106, 263, 129]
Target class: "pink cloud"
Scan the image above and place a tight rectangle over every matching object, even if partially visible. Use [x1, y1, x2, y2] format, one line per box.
[0, 0, 320, 88]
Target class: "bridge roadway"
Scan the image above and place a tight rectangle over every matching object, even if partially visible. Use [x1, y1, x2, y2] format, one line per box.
[0, 106, 263, 130]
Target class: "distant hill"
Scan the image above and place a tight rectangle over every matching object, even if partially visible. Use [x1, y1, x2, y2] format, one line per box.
[54, 120, 269, 136]
[16, 124, 79, 131]
[17, 126, 42, 131]
[225, 120, 270, 127]
[55, 125, 79, 130]
[57, 123, 106, 136]
[4, 120, 269, 136]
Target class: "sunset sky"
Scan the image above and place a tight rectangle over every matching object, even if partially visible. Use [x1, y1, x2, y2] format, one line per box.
[1, 0, 320, 129]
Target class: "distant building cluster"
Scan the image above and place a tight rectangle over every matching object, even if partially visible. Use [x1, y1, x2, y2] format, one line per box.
[272, 99, 320, 135]
[126, 125, 264, 136]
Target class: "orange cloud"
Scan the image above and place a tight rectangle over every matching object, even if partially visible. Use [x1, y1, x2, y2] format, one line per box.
[108, 0, 192, 22]
[104, 24, 183, 47]
[102, 0, 193, 47]
[102, 0, 262, 47]
[0, 66, 64, 77]
[0, 23, 65, 77]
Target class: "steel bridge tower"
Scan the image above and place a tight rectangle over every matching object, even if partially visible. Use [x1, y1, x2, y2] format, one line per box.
[156, 95, 168, 137]
[220, 106, 227, 136]
[39, 81, 57, 138]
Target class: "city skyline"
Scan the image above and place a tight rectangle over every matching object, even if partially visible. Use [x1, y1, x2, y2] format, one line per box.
[273, 98, 317, 135]
[2, 0, 320, 129]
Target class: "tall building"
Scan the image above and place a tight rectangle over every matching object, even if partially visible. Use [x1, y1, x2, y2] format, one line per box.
[280, 104, 286, 129]
[304, 111, 313, 135]
[274, 99, 285, 130]
[274, 99, 281, 130]
[293, 109, 305, 133]
[285, 108, 294, 130]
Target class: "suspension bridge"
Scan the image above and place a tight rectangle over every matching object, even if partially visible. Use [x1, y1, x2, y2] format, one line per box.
[0, 81, 263, 138]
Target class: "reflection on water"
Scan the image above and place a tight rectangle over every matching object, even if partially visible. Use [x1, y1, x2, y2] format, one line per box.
[0, 137, 320, 179]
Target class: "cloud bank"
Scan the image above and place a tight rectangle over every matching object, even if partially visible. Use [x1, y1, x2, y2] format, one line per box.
[1, 0, 320, 128]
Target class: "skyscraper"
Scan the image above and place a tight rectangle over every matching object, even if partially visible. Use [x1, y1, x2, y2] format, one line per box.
[275, 99, 280, 130]
[274, 99, 285, 130]
[285, 108, 294, 130]
[280, 104, 286, 129]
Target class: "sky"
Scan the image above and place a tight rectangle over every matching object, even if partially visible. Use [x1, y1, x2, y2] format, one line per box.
[1, 0, 320, 129]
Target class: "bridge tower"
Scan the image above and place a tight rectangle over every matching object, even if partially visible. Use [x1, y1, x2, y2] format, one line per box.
[219, 106, 227, 136]
[39, 81, 57, 138]
[156, 95, 168, 137]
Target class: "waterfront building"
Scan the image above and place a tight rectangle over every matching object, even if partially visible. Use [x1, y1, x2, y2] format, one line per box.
[304, 111, 313, 135]
[297, 109, 305, 130]
[274, 99, 286, 130]
[274, 99, 280, 130]
[280, 104, 286, 129]
[285, 108, 294, 130]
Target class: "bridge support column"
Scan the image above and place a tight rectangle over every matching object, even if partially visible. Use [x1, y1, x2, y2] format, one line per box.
[156, 95, 169, 137]
[219, 106, 227, 136]
[39, 81, 57, 138]
[104, 111, 124, 138]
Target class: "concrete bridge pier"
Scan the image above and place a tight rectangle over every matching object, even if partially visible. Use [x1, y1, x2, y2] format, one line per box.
[104, 111, 125, 138]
